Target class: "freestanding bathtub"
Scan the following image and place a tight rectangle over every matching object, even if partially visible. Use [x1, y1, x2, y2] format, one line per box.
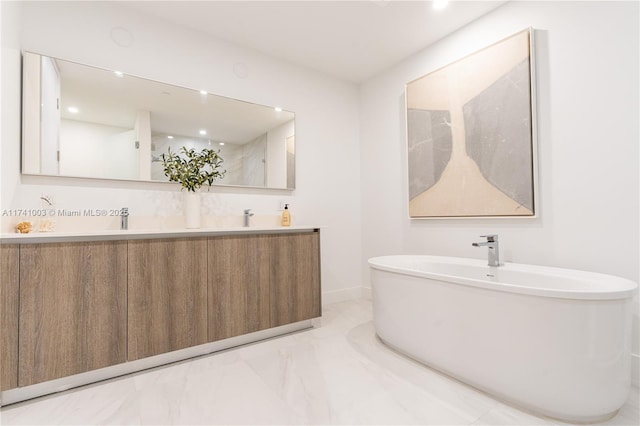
[369, 255, 637, 423]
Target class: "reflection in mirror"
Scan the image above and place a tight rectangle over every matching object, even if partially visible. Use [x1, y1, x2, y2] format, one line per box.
[21, 52, 296, 189]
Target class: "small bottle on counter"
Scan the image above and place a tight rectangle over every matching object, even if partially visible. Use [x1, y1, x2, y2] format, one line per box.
[281, 204, 291, 227]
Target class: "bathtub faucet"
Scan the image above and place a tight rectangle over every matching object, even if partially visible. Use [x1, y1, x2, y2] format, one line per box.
[472, 235, 500, 267]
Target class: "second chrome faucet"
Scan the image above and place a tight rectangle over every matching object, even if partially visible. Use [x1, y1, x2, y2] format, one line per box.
[120, 207, 129, 230]
[243, 209, 254, 227]
[472, 234, 500, 267]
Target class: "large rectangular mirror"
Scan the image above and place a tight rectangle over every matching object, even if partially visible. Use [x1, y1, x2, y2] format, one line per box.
[21, 52, 295, 189]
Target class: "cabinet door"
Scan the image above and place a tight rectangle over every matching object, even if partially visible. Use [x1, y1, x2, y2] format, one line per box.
[270, 232, 321, 327]
[208, 235, 270, 341]
[18, 241, 127, 386]
[1, 244, 19, 391]
[128, 238, 208, 360]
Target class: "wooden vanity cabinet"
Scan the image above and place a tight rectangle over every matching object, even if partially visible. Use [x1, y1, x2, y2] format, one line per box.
[1, 244, 19, 391]
[127, 237, 208, 360]
[270, 232, 321, 327]
[17, 241, 127, 387]
[2, 230, 320, 393]
[208, 235, 271, 341]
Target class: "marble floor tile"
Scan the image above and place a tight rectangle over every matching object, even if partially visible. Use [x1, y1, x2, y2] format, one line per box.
[1, 299, 638, 426]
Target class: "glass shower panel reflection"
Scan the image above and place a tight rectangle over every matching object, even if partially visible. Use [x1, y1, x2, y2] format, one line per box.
[240, 134, 266, 187]
[151, 134, 267, 188]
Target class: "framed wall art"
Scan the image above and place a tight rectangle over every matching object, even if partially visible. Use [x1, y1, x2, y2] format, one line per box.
[406, 28, 537, 218]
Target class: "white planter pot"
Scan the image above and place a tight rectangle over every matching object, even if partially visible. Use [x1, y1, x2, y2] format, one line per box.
[183, 191, 201, 229]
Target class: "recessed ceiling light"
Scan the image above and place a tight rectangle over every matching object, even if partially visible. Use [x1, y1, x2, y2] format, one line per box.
[167, 135, 174, 139]
[219, 142, 225, 146]
[114, 71, 124, 77]
[199, 90, 207, 95]
[433, 0, 448, 10]
[274, 107, 283, 112]
[199, 130, 207, 135]
[67, 106, 79, 114]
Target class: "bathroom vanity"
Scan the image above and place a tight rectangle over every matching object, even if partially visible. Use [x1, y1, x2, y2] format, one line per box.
[0, 227, 320, 405]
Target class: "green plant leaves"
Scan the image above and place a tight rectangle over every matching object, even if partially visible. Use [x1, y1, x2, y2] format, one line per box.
[160, 146, 227, 192]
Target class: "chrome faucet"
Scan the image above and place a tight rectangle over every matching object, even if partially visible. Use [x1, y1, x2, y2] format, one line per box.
[120, 207, 129, 230]
[243, 209, 254, 227]
[472, 234, 500, 267]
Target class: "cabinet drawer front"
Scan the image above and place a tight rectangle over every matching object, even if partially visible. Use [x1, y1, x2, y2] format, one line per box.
[127, 238, 208, 360]
[270, 232, 321, 327]
[208, 235, 271, 341]
[18, 241, 127, 386]
[1, 244, 19, 391]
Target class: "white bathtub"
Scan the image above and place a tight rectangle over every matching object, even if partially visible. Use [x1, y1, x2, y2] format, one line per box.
[369, 255, 638, 423]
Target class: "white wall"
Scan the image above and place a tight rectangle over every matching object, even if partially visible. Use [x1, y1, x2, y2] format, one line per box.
[360, 0, 639, 380]
[1, 1, 363, 303]
[3, 0, 638, 376]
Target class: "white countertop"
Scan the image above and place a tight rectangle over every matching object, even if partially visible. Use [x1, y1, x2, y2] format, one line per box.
[0, 225, 320, 244]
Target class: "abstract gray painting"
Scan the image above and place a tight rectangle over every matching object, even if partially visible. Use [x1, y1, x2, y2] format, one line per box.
[406, 28, 536, 218]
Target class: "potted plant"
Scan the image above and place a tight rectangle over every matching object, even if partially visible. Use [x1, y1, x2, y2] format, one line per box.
[161, 146, 226, 228]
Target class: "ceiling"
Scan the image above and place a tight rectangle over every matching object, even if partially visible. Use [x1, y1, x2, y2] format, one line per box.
[122, 1, 507, 83]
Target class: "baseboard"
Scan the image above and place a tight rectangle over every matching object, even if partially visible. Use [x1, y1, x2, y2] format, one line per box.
[362, 286, 372, 300]
[632, 353, 639, 387]
[321, 287, 371, 305]
[322, 287, 364, 305]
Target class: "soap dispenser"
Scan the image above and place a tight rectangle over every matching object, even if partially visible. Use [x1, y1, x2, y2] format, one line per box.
[281, 204, 291, 227]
